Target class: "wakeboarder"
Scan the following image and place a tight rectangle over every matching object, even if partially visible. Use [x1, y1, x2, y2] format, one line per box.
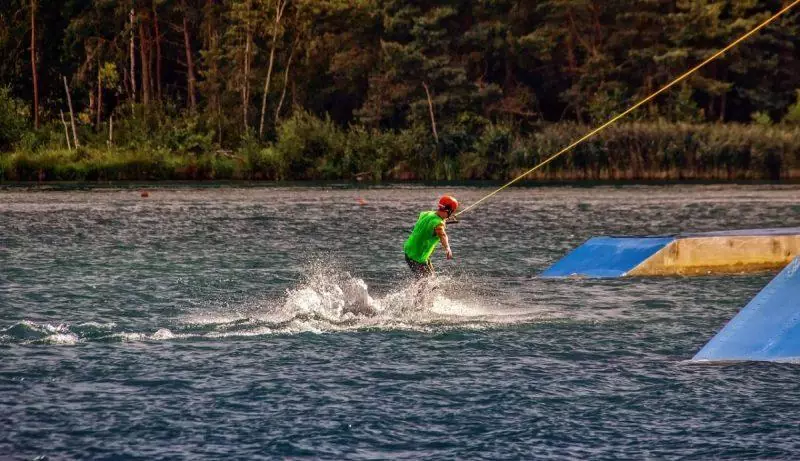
[403, 195, 458, 278]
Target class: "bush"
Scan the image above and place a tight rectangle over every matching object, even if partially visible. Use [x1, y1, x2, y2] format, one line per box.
[161, 116, 214, 155]
[751, 111, 773, 126]
[274, 112, 346, 179]
[0, 86, 29, 152]
[0, 153, 11, 180]
[784, 90, 800, 125]
[246, 147, 283, 179]
[344, 126, 392, 180]
[514, 122, 800, 180]
[3, 110, 800, 181]
[392, 124, 436, 180]
[14, 122, 67, 153]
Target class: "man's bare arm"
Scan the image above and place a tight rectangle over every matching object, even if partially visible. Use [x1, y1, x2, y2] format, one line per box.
[435, 224, 453, 260]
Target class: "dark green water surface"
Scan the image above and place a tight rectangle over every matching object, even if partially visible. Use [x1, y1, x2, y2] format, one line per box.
[2, 184, 800, 460]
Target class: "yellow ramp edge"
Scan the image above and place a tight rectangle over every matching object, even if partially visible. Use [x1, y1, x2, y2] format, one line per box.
[628, 235, 800, 276]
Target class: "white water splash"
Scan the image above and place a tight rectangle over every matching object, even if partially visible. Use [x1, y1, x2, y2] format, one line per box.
[114, 332, 149, 342]
[181, 263, 546, 338]
[2, 265, 557, 345]
[77, 321, 117, 330]
[42, 333, 79, 345]
[151, 328, 176, 340]
[0, 320, 184, 345]
[0, 321, 81, 345]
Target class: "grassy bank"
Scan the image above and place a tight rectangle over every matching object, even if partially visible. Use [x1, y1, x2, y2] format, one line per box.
[2, 114, 800, 182]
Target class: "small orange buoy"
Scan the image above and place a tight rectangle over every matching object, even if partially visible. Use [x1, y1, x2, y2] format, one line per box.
[357, 197, 367, 206]
[140, 191, 149, 198]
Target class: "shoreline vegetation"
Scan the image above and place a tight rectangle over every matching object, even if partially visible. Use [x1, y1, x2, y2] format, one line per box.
[2, 115, 799, 182]
[3, 2, 800, 182]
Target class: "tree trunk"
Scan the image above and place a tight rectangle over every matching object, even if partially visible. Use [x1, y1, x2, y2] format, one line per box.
[275, 36, 298, 124]
[130, 9, 136, 103]
[60, 110, 72, 150]
[89, 75, 96, 119]
[259, 0, 288, 137]
[153, 2, 162, 101]
[63, 76, 79, 148]
[31, 0, 39, 129]
[148, 17, 155, 101]
[217, 98, 223, 145]
[203, 0, 222, 143]
[139, 11, 150, 105]
[291, 79, 296, 111]
[122, 67, 130, 98]
[96, 66, 103, 129]
[422, 82, 439, 144]
[182, 0, 197, 113]
[719, 69, 727, 122]
[242, 0, 252, 128]
[565, 25, 583, 123]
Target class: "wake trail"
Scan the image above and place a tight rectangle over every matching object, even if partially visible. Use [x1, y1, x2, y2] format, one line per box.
[1, 263, 573, 345]
[185, 263, 539, 336]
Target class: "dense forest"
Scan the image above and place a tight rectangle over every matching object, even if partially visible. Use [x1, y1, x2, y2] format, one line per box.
[2, 0, 800, 181]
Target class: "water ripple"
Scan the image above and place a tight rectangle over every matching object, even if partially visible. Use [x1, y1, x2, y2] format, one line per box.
[2, 184, 800, 459]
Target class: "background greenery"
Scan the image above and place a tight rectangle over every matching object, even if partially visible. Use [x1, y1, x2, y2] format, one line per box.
[2, 0, 800, 181]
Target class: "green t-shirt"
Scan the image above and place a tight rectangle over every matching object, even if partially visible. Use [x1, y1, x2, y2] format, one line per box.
[404, 211, 445, 263]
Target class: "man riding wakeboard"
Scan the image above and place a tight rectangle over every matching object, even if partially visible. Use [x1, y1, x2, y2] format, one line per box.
[403, 195, 458, 278]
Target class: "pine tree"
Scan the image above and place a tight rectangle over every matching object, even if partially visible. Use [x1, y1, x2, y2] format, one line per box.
[360, 1, 479, 132]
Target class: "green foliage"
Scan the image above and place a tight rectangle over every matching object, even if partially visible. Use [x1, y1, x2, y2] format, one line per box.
[14, 122, 68, 153]
[239, 132, 283, 179]
[246, 146, 284, 180]
[459, 123, 513, 180]
[112, 106, 215, 155]
[2, 0, 800, 182]
[585, 86, 628, 125]
[2, 118, 800, 181]
[517, 122, 800, 180]
[98, 62, 119, 90]
[161, 117, 215, 155]
[342, 125, 391, 180]
[784, 90, 800, 125]
[274, 112, 346, 179]
[4, 0, 800, 130]
[751, 111, 772, 126]
[0, 152, 11, 180]
[0, 86, 29, 152]
[668, 84, 704, 123]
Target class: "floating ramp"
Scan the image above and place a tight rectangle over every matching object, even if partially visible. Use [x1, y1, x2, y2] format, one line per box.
[692, 257, 800, 362]
[541, 227, 800, 278]
[541, 236, 674, 278]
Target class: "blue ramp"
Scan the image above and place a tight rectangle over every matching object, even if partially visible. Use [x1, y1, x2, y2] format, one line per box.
[693, 257, 800, 362]
[541, 236, 675, 278]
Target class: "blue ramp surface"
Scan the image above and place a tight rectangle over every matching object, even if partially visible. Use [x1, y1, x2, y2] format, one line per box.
[693, 257, 800, 362]
[541, 236, 674, 278]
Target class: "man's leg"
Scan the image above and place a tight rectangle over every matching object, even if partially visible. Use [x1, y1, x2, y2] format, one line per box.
[405, 255, 433, 309]
[406, 255, 432, 279]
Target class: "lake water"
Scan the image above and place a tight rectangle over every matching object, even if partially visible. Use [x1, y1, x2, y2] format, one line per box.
[2, 184, 800, 459]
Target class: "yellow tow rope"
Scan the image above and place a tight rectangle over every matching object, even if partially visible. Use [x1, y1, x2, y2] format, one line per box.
[456, 0, 800, 217]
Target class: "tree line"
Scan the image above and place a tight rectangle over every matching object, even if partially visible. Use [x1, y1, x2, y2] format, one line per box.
[1, 0, 800, 181]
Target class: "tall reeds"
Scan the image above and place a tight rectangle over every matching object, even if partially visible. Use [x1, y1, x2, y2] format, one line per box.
[2, 113, 799, 181]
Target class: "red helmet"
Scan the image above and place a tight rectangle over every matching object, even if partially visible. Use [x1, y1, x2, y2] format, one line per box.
[438, 195, 459, 214]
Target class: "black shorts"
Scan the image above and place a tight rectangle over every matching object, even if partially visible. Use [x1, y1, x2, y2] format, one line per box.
[405, 254, 434, 278]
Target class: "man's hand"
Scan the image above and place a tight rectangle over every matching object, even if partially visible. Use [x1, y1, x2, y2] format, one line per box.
[445, 248, 453, 260]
